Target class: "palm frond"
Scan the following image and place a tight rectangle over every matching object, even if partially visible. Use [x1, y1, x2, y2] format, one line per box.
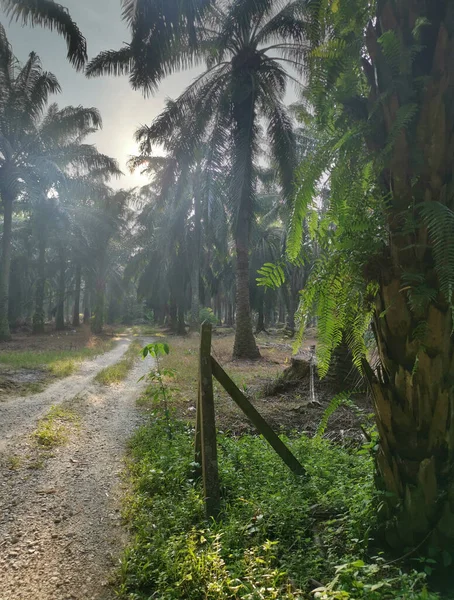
[2, 0, 87, 69]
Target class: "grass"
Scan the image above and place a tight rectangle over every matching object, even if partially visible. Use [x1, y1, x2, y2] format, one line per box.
[95, 340, 143, 385]
[33, 404, 80, 448]
[137, 333, 290, 417]
[117, 417, 438, 600]
[0, 338, 115, 378]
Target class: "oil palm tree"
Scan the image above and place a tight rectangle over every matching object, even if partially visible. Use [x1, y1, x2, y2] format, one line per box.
[130, 0, 302, 358]
[1, 0, 86, 68]
[0, 29, 117, 339]
[86, 0, 213, 92]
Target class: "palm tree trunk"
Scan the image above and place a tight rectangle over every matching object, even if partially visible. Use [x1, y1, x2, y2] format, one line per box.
[255, 303, 266, 334]
[72, 263, 81, 327]
[91, 275, 105, 334]
[363, 273, 454, 551]
[232, 92, 260, 359]
[83, 276, 91, 325]
[33, 237, 46, 334]
[0, 195, 13, 341]
[56, 248, 66, 331]
[177, 304, 186, 336]
[190, 181, 201, 329]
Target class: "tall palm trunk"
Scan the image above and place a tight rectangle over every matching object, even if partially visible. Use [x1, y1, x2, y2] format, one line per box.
[190, 184, 201, 329]
[33, 236, 46, 334]
[0, 195, 13, 341]
[232, 91, 260, 359]
[83, 275, 91, 325]
[177, 304, 186, 336]
[356, 2, 454, 551]
[363, 268, 454, 550]
[72, 263, 81, 327]
[255, 303, 265, 334]
[56, 248, 66, 331]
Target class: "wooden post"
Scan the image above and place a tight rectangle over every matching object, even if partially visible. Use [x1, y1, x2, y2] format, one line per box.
[193, 385, 202, 480]
[211, 357, 306, 476]
[199, 323, 221, 517]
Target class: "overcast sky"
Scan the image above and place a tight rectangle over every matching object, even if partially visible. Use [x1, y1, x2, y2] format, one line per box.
[0, 1, 197, 188]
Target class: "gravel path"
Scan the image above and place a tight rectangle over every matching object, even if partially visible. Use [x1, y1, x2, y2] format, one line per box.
[0, 336, 153, 600]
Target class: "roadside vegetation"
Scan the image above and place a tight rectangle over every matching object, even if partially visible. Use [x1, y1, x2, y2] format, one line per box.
[33, 404, 80, 448]
[0, 334, 115, 396]
[95, 340, 143, 386]
[118, 416, 436, 600]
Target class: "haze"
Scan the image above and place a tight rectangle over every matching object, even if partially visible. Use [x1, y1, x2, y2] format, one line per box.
[0, 0, 196, 188]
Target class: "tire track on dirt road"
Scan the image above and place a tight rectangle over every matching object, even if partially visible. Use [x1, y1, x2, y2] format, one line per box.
[0, 336, 154, 600]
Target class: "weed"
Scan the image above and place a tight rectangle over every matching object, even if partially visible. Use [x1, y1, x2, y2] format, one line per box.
[141, 342, 175, 438]
[116, 417, 439, 600]
[5, 454, 22, 470]
[33, 404, 80, 448]
[0, 339, 114, 380]
[95, 340, 142, 385]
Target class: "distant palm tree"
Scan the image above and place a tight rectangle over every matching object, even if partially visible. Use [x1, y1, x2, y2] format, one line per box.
[1, 0, 87, 68]
[0, 27, 116, 339]
[132, 0, 303, 358]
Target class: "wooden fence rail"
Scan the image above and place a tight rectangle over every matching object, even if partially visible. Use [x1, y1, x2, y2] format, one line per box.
[196, 322, 305, 518]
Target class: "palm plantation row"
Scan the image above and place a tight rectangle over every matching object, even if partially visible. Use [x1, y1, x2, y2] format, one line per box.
[2, 0, 454, 564]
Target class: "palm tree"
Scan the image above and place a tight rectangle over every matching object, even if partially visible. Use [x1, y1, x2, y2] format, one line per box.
[86, 0, 213, 92]
[0, 31, 60, 340]
[1, 0, 87, 68]
[87, 189, 131, 334]
[130, 1, 302, 358]
[0, 28, 117, 339]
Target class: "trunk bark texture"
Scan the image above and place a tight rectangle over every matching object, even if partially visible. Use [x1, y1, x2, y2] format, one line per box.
[360, 3, 454, 552]
[33, 237, 46, 334]
[0, 196, 13, 341]
[72, 263, 81, 327]
[232, 86, 260, 359]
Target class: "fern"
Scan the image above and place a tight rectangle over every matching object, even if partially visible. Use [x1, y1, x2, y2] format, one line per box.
[420, 201, 454, 307]
[316, 391, 355, 439]
[256, 262, 286, 289]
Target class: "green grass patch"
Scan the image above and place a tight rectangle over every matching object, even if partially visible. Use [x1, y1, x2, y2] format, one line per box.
[0, 340, 114, 379]
[95, 340, 143, 386]
[117, 418, 438, 600]
[33, 404, 80, 448]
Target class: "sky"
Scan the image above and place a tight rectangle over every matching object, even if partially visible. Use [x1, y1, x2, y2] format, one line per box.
[0, 1, 197, 188]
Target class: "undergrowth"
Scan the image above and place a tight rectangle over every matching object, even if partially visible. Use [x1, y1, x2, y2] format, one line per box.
[117, 417, 438, 600]
[0, 339, 114, 378]
[95, 340, 142, 385]
[33, 404, 80, 447]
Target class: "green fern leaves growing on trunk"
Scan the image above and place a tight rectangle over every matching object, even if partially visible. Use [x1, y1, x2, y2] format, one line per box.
[289, 0, 454, 554]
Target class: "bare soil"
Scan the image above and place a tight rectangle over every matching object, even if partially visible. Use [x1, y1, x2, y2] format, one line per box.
[0, 335, 153, 600]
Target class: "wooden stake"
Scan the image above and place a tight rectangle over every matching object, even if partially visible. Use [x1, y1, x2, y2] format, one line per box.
[211, 356, 306, 476]
[193, 384, 202, 480]
[199, 323, 220, 517]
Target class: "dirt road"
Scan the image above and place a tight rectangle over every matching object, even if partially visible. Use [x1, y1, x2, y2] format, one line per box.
[0, 336, 152, 600]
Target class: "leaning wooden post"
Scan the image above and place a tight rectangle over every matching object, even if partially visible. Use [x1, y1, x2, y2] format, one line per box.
[211, 357, 306, 476]
[199, 322, 221, 517]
